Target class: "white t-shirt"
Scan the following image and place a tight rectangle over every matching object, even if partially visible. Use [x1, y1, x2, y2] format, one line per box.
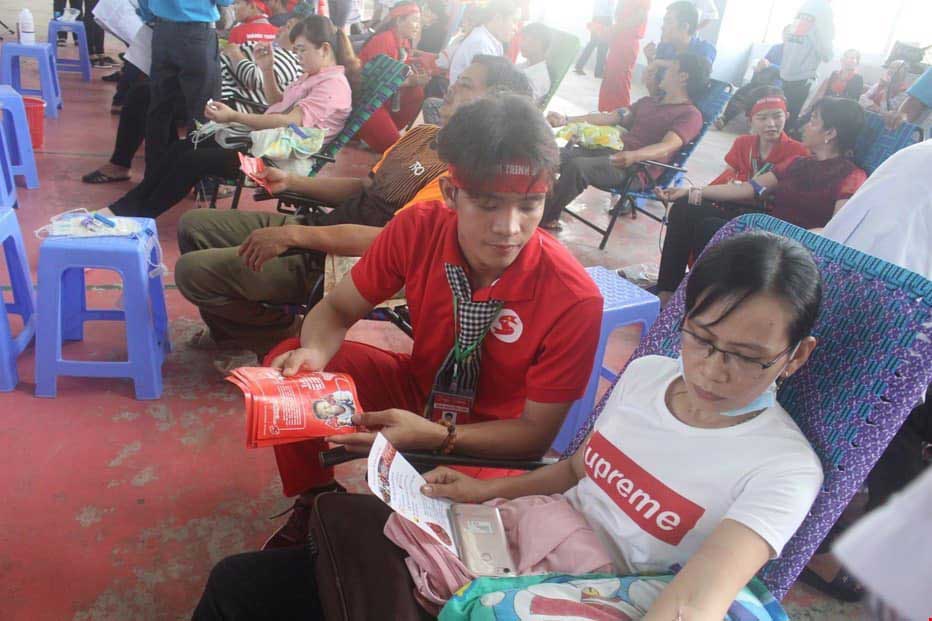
[518, 60, 551, 103]
[448, 25, 504, 84]
[565, 356, 823, 574]
[822, 140, 932, 280]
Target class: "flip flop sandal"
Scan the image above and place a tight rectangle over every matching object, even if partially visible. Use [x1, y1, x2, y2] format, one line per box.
[799, 567, 865, 602]
[82, 170, 130, 184]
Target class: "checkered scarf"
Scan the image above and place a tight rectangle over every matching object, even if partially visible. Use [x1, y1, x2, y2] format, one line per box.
[440, 263, 504, 393]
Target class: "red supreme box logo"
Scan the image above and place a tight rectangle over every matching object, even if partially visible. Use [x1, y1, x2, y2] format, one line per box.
[585, 432, 706, 546]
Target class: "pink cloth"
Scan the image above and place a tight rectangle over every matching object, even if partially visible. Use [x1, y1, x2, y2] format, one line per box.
[383, 494, 614, 611]
[265, 65, 352, 142]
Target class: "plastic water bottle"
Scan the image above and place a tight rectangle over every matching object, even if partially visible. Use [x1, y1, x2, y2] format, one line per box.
[17, 8, 36, 45]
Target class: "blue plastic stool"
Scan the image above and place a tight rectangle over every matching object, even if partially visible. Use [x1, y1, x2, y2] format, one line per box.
[47, 21, 92, 82]
[0, 43, 63, 119]
[0, 113, 17, 209]
[551, 266, 660, 453]
[0, 86, 40, 188]
[0, 208, 37, 391]
[35, 218, 172, 399]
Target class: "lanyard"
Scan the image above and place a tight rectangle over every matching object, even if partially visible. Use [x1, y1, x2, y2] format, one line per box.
[451, 295, 502, 364]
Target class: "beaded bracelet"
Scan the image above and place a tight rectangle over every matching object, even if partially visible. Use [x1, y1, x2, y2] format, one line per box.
[437, 420, 457, 455]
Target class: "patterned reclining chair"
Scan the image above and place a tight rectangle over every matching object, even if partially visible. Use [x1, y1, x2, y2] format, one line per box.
[566, 213, 932, 599]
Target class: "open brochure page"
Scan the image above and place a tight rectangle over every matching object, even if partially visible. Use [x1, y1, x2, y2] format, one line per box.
[367, 433, 458, 555]
[227, 367, 360, 448]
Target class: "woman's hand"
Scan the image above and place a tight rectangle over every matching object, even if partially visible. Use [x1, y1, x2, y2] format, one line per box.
[205, 100, 238, 124]
[326, 409, 447, 454]
[655, 187, 688, 203]
[404, 66, 430, 87]
[546, 111, 568, 127]
[421, 467, 492, 503]
[254, 167, 290, 194]
[270, 346, 329, 376]
[237, 225, 295, 271]
[254, 42, 275, 71]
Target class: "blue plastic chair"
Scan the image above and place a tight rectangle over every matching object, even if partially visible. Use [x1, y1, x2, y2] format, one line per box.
[565, 213, 932, 600]
[564, 80, 734, 249]
[0, 85, 40, 188]
[0, 208, 37, 391]
[0, 114, 17, 209]
[34, 218, 171, 399]
[852, 111, 922, 175]
[0, 42, 63, 119]
[47, 20, 92, 82]
[551, 266, 660, 452]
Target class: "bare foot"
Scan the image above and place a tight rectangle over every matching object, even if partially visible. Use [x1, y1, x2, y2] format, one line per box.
[657, 290, 674, 307]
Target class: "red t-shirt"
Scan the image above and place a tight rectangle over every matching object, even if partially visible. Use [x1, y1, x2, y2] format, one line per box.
[621, 96, 703, 180]
[711, 133, 810, 185]
[350, 203, 604, 422]
[228, 16, 279, 44]
[771, 157, 867, 229]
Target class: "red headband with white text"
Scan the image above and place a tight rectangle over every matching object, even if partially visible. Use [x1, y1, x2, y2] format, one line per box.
[749, 96, 788, 118]
[447, 162, 551, 195]
[389, 4, 420, 19]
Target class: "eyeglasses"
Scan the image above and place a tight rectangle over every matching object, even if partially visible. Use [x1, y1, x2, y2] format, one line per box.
[679, 320, 796, 377]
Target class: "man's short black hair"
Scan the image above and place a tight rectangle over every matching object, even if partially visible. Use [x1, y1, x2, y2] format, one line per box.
[437, 94, 559, 192]
[675, 52, 711, 103]
[521, 22, 552, 53]
[471, 55, 534, 99]
[667, 1, 700, 35]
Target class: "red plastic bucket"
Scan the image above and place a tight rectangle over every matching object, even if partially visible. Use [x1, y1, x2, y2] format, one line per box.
[22, 96, 46, 150]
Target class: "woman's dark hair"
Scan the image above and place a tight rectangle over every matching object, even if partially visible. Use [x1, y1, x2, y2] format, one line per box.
[666, 1, 700, 34]
[747, 85, 786, 110]
[685, 231, 822, 345]
[471, 54, 534, 99]
[374, 0, 419, 35]
[290, 15, 361, 87]
[437, 94, 559, 192]
[810, 96, 865, 155]
[675, 52, 710, 103]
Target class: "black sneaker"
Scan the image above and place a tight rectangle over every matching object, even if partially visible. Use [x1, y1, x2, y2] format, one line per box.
[261, 482, 346, 550]
[99, 55, 118, 67]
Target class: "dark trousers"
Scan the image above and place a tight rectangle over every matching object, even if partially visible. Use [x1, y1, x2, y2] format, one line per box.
[83, 0, 105, 55]
[657, 198, 759, 292]
[53, 0, 81, 42]
[782, 78, 812, 133]
[109, 136, 239, 218]
[866, 388, 931, 511]
[543, 146, 633, 223]
[111, 80, 151, 168]
[192, 546, 324, 620]
[575, 16, 611, 77]
[146, 20, 219, 174]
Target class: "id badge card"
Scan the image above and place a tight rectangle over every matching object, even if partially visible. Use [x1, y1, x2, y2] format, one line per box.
[429, 389, 473, 426]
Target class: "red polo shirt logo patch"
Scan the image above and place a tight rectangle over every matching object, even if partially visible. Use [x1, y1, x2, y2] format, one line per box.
[491, 309, 523, 343]
[585, 432, 705, 545]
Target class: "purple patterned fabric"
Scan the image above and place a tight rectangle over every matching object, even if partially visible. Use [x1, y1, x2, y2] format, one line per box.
[565, 214, 932, 600]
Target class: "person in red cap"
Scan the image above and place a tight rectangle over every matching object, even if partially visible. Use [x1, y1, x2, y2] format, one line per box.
[261, 93, 603, 549]
[355, 0, 432, 152]
[228, 0, 280, 44]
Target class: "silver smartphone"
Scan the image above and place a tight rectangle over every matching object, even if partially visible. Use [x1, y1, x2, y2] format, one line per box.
[449, 504, 517, 577]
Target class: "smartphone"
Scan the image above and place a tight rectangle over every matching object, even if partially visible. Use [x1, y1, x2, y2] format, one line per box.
[449, 504, 517, 577]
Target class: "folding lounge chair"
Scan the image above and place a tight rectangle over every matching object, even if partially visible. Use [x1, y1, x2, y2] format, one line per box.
[851, 110, 922, 175]
[206, 54, 410, 211]
[539, 29, 581, 110]
[563, 79, 734, 250]
[323, 213, 932, 603]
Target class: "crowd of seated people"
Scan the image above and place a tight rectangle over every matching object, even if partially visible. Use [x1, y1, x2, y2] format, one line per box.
[656, 95, 866, 301]
[57, 2, 931, 617]
[174, 55, 534, 366]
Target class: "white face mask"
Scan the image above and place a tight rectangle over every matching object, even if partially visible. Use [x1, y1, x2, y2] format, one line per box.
[35, 209, 143, 239]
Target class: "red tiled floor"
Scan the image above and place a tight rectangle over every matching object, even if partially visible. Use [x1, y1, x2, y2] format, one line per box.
[0, 57, 859, 619]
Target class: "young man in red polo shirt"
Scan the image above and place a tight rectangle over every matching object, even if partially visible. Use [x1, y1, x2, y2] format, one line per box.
[263, 94, 603, 549]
